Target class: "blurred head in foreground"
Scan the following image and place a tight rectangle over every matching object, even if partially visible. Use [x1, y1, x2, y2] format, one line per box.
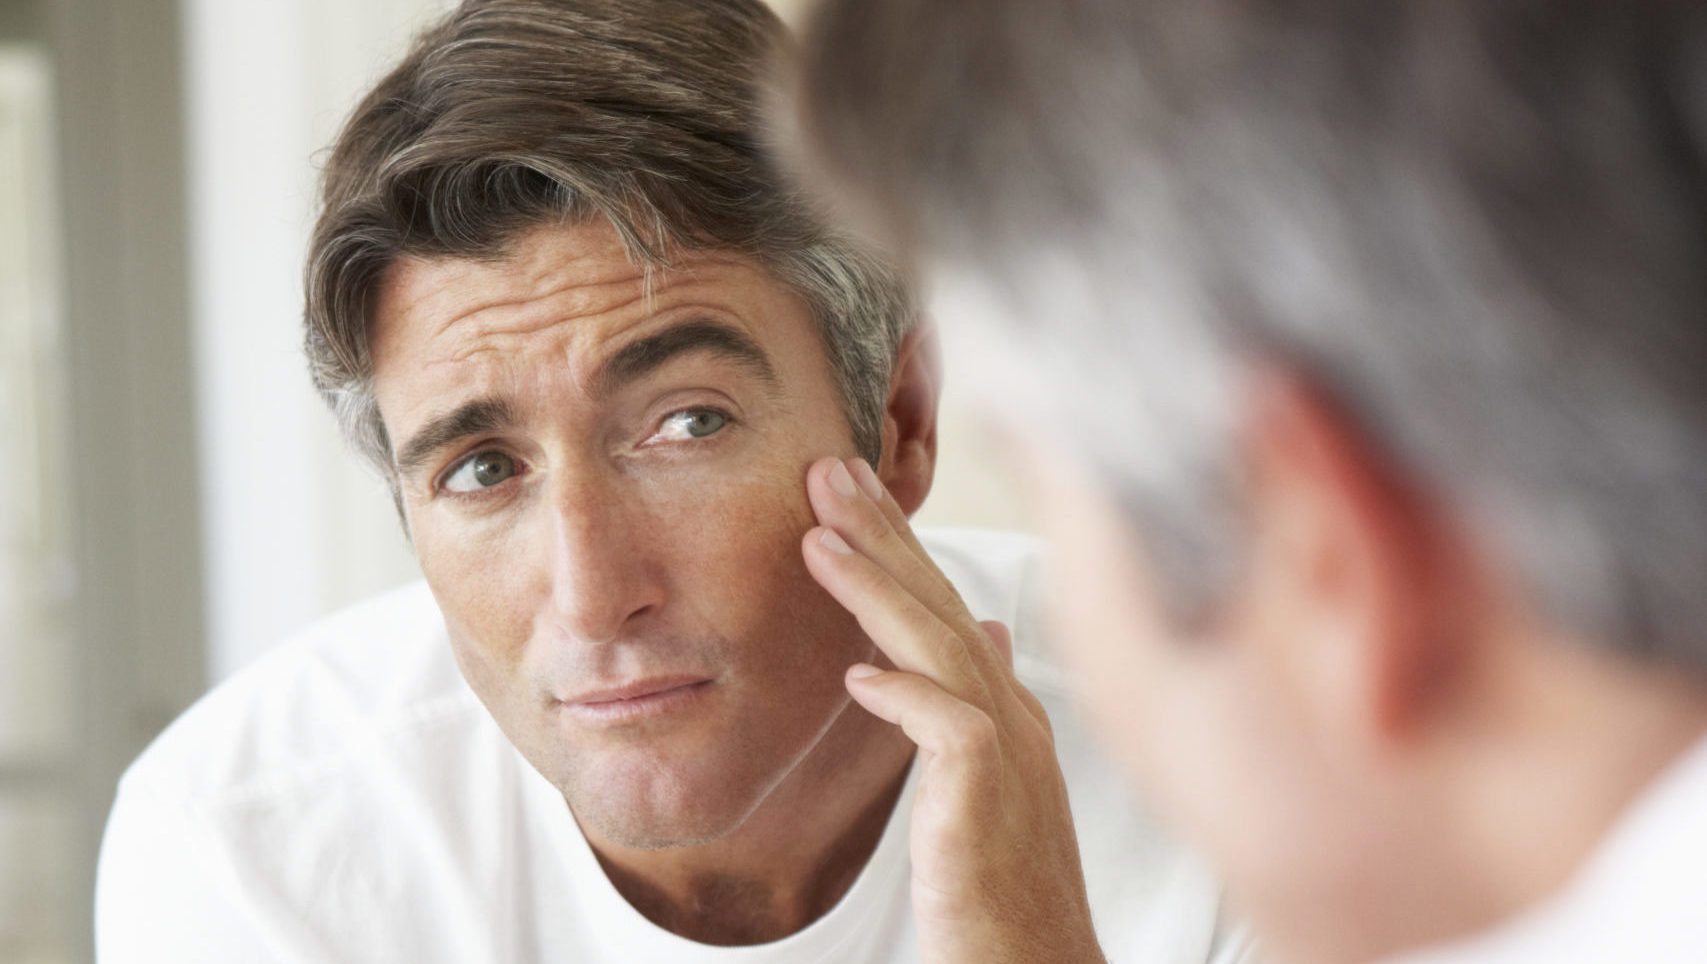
[790, 2, 1707, 961]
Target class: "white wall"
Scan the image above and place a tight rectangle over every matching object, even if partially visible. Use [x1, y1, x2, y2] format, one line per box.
[182, 0, 442, 680]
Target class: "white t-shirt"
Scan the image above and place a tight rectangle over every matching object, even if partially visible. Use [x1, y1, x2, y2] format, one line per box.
[1386, 733, 1707, 964]
[96, 528, 1256, 964]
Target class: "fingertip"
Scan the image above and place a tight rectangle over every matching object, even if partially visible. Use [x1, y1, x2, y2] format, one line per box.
[805, 454, 844, 488]
[802, 525, 854, 558]
[818, 527, 854, 555]
[843, 665, 887, 716]
[848, 458, 886, 501]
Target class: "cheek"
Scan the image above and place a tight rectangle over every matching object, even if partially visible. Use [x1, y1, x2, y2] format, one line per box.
[410, 430, 861, 724]
[658, 455, 861, 669]
[1042, 521, 1197, 804]
[411, 511, 539, 702]
[1027, 458, 1178, 769]
[1027, 456, 1260, 841]
[1053, 527, 1358, 921]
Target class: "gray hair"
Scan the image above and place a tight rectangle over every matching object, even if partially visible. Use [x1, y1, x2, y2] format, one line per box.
[792, 1, 1707, 670]
[304, 0, 913, 500]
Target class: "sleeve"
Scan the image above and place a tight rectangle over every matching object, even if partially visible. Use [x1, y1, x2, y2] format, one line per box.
[94, 776, 286, 964]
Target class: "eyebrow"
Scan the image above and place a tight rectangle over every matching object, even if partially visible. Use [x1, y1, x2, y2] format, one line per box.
[595, 318, 778, 397]
[395, 396, 520, 477]
[392, 319, 779, 478]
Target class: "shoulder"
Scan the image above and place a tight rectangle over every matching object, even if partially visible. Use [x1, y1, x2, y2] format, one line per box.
[116, 579, 482, 811]
[915, 525, 1045, 612]
[97, 581, 514, 960]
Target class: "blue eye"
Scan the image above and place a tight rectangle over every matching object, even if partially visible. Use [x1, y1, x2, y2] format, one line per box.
[442, 451, 517, 493]
[656, 409, 729, 442]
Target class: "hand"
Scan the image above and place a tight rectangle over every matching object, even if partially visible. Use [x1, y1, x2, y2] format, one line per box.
[801, 456, 1104, 964]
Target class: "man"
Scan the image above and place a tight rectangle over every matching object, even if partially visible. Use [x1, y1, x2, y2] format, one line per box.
[94, 1, 1254, 961]
[788, 1, 1707, 962]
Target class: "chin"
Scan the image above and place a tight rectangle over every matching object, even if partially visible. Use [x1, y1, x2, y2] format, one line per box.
[561, 749, 778, 850]
[509, 673, 854, 850]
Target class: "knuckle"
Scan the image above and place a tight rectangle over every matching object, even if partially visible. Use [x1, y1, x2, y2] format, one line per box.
[1035, 707, 1057, 742]
[837, 551, 882, 593]
[1020, 690, 1055, 737]
[935, 626, 981, 675]
[948, 707, 1000, 758]
[925, 582, 965, 618]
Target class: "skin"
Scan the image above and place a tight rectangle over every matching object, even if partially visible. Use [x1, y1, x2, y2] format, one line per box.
[800, 456, 1104, 963]
[955, 346, 1707, 964]
[367, 219, 943, 943]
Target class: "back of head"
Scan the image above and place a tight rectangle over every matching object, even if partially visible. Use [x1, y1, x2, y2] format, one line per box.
[793, 0, 1707, 673]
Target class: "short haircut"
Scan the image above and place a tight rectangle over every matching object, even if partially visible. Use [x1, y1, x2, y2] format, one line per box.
[790, 1, 1707, 671]
[304, 0, 913, 499]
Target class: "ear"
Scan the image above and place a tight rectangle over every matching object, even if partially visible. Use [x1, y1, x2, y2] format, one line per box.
[1239, 366, 1461, 752]
[876, 322, 943, 517]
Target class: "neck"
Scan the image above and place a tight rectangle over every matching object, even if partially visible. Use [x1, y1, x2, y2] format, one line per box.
[582, 702, 916, 945]
[1421, 639, 1707, 951]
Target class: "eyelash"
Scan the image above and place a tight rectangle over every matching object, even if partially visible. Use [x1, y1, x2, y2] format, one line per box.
[431, 405, 738, 501]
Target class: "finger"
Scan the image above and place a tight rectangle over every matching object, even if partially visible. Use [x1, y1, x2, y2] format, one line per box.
[808, 457, 956, 602]
[807, 458, 989, 654]
[806, 527, 991, 701]
[845, 664, 1001, 784]
[979, 619, 1014, 666]
[977, 618, 1053, 734]
[847, 457, 935, 562]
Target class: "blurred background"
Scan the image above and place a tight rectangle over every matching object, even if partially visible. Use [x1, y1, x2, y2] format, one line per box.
[0, 0, 1026, 960]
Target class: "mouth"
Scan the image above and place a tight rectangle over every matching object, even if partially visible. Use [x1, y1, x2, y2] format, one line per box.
[558, 676, 716, 726]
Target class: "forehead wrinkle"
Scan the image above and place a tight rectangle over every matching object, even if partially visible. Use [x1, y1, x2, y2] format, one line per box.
[426, 251, 758, 363]
[386, 235, 802, 422]
[438, 303, 776, 407]
[437, 261, 774, 368]
[440, 283, 652, 363]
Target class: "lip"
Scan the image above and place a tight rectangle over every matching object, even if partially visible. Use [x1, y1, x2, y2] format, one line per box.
[558, 676, 715, 725]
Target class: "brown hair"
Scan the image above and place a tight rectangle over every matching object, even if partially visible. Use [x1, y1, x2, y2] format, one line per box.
[304, 0, 913, 490]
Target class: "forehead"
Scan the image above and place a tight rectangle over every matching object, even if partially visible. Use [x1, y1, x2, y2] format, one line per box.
[368, 220, 821, 421]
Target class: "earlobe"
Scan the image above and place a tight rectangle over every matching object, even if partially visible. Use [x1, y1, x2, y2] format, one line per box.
[877, 323, 943, 516]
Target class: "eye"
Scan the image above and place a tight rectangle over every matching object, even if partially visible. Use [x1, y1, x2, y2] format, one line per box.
[442, 450, 519, 494]
[653, 408, 729, 443]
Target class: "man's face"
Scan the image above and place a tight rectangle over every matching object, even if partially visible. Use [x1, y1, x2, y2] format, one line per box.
[370, 220, 880, 847]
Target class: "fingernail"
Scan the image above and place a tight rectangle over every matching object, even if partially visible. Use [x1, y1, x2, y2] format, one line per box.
[819, 528, 853, 554]
[828, 460, 859, 498]
[847, 663, 882, 680]
[850, 459, 884, 500]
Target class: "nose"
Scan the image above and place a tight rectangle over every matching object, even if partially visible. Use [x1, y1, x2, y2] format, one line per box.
[541, 474, 666, 645]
